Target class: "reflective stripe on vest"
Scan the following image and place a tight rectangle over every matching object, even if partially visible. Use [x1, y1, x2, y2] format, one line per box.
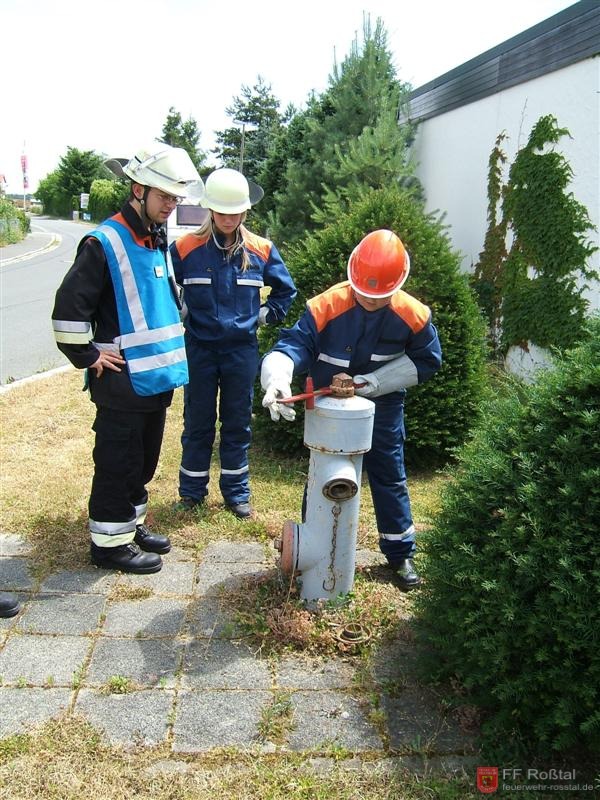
[91, 219, 188, 396]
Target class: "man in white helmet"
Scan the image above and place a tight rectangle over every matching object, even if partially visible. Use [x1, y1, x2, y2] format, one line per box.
[52, 145, 204, 574]
[170, 168, 296, 519]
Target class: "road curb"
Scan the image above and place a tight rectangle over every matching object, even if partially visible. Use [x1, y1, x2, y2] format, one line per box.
[0, 234, 62, 266]
[0, 364, 74, 395]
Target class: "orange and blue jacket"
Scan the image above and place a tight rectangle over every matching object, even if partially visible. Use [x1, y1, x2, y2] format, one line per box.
[271, 281, 442, 391]
[170, 226, 296, 347]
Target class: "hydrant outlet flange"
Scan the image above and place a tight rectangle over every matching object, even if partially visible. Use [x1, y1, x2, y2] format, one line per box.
[280, 519, 297, 575]
[322, 477, 358, 501]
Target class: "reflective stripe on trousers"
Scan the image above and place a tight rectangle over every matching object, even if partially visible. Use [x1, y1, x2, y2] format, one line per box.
[88, 406, 166, 548]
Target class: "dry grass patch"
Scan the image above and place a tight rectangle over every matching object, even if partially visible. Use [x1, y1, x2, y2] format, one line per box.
[231, 566, 412, 659]
[109, 584, 153, 602]
[0, 716, 479, 800]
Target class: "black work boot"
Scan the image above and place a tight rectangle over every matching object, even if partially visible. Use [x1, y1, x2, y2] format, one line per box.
[134, 524, 171, 554]
[172, 496, 204, 512]
[91, 542, 162, 574]
[226, 501, 253, 519]
[392, 558, 422, 591]
[0, 592, 20, 618]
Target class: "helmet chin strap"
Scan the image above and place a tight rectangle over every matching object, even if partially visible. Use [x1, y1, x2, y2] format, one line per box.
[141, 186, 155, 230]
[132, 186, 167, 250]
[210, 212, 242, 251]
[132, 185, 154, 230]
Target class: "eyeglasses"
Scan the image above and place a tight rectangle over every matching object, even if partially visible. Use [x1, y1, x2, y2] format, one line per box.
[153, 190, 184, 206]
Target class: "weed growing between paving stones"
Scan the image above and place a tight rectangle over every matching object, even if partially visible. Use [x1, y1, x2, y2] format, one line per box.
[257, 692, 295, 744]
[109, 585, 153, 602]
[101, 675, 137, 695]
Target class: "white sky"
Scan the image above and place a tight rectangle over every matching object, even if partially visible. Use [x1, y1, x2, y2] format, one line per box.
[1, 0, 576, 194]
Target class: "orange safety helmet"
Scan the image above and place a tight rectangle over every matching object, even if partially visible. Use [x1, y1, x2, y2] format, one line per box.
[347, 229, 410, 298]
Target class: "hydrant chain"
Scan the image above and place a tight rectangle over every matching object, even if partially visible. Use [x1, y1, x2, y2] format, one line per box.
[323, 502, 341, 592]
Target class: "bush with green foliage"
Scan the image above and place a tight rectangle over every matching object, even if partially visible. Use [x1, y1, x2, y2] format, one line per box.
[414, 317, 600, 759]
[254, 186, 488, 468]
[35, 170, 71, 218]
[35, 147, 109, 218]
[88, 178, 129, 223]
[0, 196, 30, 245]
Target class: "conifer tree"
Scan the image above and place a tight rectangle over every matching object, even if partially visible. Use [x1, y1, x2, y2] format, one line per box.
[214, 76, 286, 183]
[264, 16, 414, 246]
[160, 107, 205, 172]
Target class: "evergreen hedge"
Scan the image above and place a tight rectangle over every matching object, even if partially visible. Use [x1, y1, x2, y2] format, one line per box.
[254, 186, 488, 468]
[414, 317, 600, 758]
[89, 178, 129, 223]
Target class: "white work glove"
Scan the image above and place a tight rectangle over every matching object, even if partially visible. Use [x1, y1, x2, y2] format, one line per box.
[260, 351, 296, 422]
[354, 355, 419, 398]
[258, 306, 270, 327]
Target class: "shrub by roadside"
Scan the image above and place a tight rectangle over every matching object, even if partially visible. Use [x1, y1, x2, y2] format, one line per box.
[0, 196, 30, 246]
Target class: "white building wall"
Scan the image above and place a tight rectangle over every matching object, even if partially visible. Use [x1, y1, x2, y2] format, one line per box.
[411, 57, 600, 316]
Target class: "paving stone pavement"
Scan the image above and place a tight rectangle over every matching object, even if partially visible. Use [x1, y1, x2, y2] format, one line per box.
[0, 532, 478, 772]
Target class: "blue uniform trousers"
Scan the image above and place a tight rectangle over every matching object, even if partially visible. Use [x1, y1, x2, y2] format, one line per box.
[179, 338, 259, 505]
[363, 395, 416, 562]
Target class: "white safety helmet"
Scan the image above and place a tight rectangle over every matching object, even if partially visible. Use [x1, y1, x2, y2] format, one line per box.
[201, 168, 264, 214]
[105, 145, 204, 203]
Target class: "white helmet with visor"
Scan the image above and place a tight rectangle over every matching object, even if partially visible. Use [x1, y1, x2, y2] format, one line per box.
[105, 145, 204, 203]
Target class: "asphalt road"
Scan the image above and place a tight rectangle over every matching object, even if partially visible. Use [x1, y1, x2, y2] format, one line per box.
[0, 217, 94, 385]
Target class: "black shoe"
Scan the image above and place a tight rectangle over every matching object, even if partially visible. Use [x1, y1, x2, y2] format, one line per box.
[172, 496, 204, 512]
[391, 558, 421, 590]
[91, 542, 162, 574]
[0, 592, 20, 618]
[226, 501, 253, 519]
[135, 524, 171, 554]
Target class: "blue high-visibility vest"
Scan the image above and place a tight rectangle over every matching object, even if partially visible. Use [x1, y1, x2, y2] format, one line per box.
[90, 219, 188, 396]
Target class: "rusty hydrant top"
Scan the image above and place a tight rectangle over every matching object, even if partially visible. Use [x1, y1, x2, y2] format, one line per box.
[329, 373, 355, 397]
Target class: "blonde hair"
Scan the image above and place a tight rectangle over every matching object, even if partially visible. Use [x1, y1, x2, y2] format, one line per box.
[195, 212, 250, 271]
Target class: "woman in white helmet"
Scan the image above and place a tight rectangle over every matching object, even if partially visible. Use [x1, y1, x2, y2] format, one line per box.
[52, 145, 203, 574]
[170, 168, 297, 518]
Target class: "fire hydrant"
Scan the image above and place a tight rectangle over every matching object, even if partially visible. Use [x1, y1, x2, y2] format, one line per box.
[275, 374, 375, 608]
